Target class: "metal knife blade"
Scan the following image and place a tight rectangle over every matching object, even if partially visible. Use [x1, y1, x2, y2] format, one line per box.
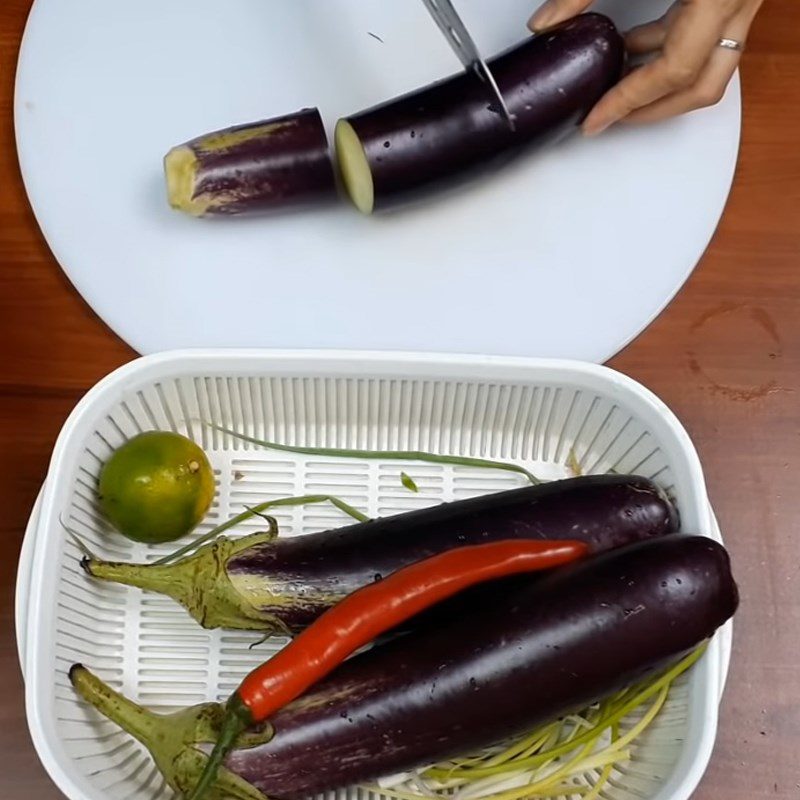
[420, 0, 514, 129]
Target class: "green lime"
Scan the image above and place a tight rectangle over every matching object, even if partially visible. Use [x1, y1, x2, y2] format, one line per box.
[98, 431, 215, 544]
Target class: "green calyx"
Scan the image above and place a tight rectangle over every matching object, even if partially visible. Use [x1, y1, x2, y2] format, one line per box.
[81, 531, 291, 633]
[187, 694, 254, 800]
[68, 665, 273, 800]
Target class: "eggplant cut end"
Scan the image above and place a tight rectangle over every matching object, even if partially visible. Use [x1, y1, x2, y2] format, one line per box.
[335, 119, 374, 215]
[164, 144, 206, 217]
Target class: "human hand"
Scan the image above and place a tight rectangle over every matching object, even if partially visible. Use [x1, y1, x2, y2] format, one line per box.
[528, 0, 764, 134]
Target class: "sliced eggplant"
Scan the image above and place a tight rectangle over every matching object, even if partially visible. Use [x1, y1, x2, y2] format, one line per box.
[165, 107, 336, 217]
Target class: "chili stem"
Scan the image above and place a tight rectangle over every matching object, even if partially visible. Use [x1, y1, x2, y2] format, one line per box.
[187, 706, 248, 800]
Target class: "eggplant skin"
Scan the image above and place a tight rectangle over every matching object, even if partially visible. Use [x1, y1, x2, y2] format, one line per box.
[226, 535, 738, 798]
[336, 13, 625, 213]
[84, 474, 677, 634]
[226, 474, 678, 631]
[164, 107, 336, 217]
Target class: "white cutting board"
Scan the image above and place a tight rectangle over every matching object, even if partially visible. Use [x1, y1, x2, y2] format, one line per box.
[14, 0, 740, 360]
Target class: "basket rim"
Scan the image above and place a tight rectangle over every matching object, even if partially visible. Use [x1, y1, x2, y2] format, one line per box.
[22, 349, 719, 800]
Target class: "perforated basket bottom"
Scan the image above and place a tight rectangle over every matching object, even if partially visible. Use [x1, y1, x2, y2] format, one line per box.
[21, 355, 724, 800]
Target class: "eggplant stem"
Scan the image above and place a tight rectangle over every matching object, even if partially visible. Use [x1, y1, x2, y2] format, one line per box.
[210, 423, 541, 484]
[69, 664, 159, 745]
[69, 665, 270, 800]
[155, 493, 369, 565]
[84, 532, 294, 632]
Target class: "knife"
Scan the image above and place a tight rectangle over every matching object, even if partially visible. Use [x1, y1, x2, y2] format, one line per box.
[420, 0, 515, 129]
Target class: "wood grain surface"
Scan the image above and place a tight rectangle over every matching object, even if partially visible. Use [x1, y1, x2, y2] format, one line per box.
[1, 1, 798, 798]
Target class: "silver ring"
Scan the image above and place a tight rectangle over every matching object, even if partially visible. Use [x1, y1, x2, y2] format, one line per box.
[718, 38, 744, 52]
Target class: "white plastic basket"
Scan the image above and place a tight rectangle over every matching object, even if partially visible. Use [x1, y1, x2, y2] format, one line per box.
[19, 351, 733, 800]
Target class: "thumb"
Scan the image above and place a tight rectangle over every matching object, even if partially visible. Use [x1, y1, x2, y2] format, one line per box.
[528, 0, 595, 32]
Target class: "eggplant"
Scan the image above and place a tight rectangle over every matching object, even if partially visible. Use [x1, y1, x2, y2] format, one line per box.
[164, 107, 336, 216]
[83, 474, 678, 633]
[70, 535, 738, 800]
[335, 14, 625, 213]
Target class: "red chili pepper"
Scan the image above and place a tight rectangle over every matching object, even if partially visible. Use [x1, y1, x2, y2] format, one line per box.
[188, 538, 588, 800]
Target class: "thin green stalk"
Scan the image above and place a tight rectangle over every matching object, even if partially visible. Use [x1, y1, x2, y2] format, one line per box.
[359, 785, 439, 800]
[439, 704, 603, 785]
[588, 685, 668, 763]
[425, 644, 706, 782]
[154, 494, 370, 565]
[359, 784, 590, 800]
[361, 647, 704, 800]
[487, 723, 560, 767]
[445, 722, 558, 773]
[210, 424, 541, 485]
[484, 739, 597, 800]
[583, 722, 619, 800]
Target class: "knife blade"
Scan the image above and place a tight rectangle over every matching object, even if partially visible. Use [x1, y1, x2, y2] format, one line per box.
[420, 0, 515, 129]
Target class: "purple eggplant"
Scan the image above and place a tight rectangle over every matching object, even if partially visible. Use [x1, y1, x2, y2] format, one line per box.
[164, 107, 336, 216]
[335, 14, 625, 213]
[83, 474, 678, 634]
[70, 534, 738, 800]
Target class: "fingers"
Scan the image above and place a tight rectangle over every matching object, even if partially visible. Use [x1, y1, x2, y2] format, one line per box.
[622, 2, 756, 125]
[528, 0, 594, 32]
[582, 0, 733, 135]
[617, 0, 762, 127]
[625, 3, 681, 55]
[622, 47, 740, 124]
[625, 18, 669, 54]
[581, 60, 688, 135]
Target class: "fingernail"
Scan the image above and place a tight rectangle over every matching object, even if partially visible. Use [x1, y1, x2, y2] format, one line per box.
[528, 3, 554, 32]
[582, 117, 613, 137]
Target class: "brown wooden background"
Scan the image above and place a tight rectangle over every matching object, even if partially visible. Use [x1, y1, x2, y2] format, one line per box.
[1, 1, 798, 797]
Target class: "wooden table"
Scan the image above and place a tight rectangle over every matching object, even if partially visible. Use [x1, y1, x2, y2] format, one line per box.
[1, 1, 798, 797]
